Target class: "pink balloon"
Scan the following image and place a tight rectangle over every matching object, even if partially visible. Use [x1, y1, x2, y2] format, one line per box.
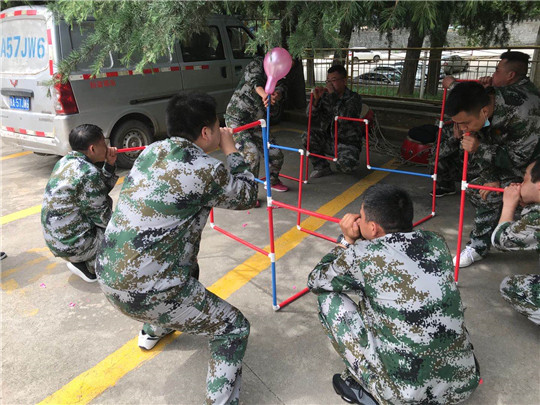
[264, 47, 293, 95]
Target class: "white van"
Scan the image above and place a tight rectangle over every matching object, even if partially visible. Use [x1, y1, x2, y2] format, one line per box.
[1, 6, 256, 167]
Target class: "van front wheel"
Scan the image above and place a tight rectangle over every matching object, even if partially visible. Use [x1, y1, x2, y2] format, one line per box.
[111, 120, 153, 169]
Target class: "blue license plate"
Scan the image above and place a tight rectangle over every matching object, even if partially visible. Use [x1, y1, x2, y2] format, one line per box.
[9, 96, 30, 111]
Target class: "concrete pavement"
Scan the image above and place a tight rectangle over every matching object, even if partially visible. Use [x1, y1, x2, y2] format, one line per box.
[1, 122, 538, 404]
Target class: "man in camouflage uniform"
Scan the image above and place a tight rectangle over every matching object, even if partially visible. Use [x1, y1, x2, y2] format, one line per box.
[308, 184, 480, 405]
[431, 81, 540, 267]
[225, 56, 289, 193]
[41, 124, 118, 283]
[97, 92, 257, 405]
[302, 65, 363, 178]
[492, 158, 540, 325]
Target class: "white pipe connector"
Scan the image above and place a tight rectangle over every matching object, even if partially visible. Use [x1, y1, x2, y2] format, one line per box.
[272, 305, 280, 311]
[432, 174, 437, 181]
[267, 142, 271, 149]
[298, 149, 304, 155]
[333, 158, 337, 162]
[303, 180, 308, 184]
[461, 180, 469, 190]
[269, 253, 276, 263]
[305, 151, 311, 157]
[367, 165, 372, 170]
[210, 223, 215, 229]
[334, 116, 338, 121]
[438, 120, 444, 128]
[431, 211, 436, 216]
[364, 119, 369, 124]
[297, 225, 301, 231]
[267, 196, 273, 206]
[259, 119, 267, 128]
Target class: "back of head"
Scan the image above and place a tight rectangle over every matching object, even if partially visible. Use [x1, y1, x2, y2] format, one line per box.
[500, 51, 529, 78]
[69, 124, 104, 152]
[328, 64, 347, 78]
[361, 184, 413, 233]
[446, 82, 489, 116]
[166, 92, 217, 142]
[530, 157, 540, 183]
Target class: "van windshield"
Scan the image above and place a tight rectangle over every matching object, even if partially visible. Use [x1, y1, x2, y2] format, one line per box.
[1, 17, 49, 75]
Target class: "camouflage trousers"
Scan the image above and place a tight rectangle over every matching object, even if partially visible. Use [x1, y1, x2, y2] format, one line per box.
[500, 274, 540, 325]
[226, 118, 284, 184]
[60, 227, 105, 273]
[302, 129, 361, 173]
[317, 292, 478, 405]
[100, 276, 250, 405]
[431, 145, 503, 256]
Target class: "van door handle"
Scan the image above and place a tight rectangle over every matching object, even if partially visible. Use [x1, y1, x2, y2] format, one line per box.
[221, 67, 227, 78]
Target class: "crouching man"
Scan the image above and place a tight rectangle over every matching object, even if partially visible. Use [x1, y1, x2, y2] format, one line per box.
[308, 184, 480, 404]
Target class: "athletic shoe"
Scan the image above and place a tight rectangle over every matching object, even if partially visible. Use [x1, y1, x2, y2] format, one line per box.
[430, 184, 456, 197]
[310, 167, 333, 179]
[66, 262, 97, 283]
[453, 246, 484, 268]
[0, 252, 7, 260]
[332, 374, 379, 405]
[138, 330, 171, 350]
[270, 181, 289, 192]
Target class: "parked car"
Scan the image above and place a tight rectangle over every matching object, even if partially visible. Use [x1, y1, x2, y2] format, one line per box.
[353, 72, 400, 86]
[371, 65, 438, 87]
[1, 6, 256, 168]
[442, 55, 469, 74]
[348, 47, 381, 63]
[392, 62, 444, 80]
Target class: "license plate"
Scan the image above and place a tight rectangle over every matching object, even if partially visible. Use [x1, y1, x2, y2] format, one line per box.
[9, 96, 30, 111]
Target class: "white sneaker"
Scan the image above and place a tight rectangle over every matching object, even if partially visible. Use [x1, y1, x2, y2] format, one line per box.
[138, 330, 163, 350]
[453, 246, 484, 268]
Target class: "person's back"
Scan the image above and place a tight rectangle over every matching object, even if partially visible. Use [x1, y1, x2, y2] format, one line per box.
[308, 184, 479, 404]
[99, 135, 255, 292]
[41, 124, 118, 282]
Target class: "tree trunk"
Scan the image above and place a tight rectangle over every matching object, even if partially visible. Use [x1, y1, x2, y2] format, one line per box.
[398, 23, 425, 96]
[333, 20, 354, 65]
[531, 24, 540, 88]
[426, 7, 451, 95]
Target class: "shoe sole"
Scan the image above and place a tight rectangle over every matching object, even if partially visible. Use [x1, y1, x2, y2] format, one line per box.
[270, 187, 288, 192]
[66, 263, 97, 283]
[431, 191, 456, 198]
[332, 382, 358, 404]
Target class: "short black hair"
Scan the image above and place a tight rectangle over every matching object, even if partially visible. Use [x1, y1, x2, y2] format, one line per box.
[69, 124, 104, 152]
[166, 91, 218, 141]
[446, 82, 490, 116]
[530, 158, 540, 183]
[361, 184, 413, 233]
[500, 51, 529, 77]
[328, 64, 347, 78]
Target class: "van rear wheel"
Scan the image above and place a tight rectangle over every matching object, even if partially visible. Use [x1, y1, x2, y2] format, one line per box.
[111, 120, 153, 169]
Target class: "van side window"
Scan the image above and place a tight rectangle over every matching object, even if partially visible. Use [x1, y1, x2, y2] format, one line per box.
[181, 27, 224, 62]
[68, 21, 114, 70]
[226, 27, 252, 59]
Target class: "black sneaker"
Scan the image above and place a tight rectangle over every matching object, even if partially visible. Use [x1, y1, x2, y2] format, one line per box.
[430, 184, 456, 197]
[66, 261, 97, 283]
[332, 374, 379, 405]
[0, 252, 7, 260]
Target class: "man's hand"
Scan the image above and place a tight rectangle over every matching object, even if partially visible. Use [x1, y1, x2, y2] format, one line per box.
[219, 127, 237, 155]
[452, 122, 464, 139]
[339, 213, 362, 244]
[461, 134, 480, 153]
[442, 75, 456, 89]
[270, 90, 282, 105]
[479, 181, 500, 201]
[499, 183, 522, 223]
[502, 183, 522, 209]
[478, 76, 493, 87]
[312, 86, 327, 105]
[105, 146, 118, 165]
[256, 86, 270, 108]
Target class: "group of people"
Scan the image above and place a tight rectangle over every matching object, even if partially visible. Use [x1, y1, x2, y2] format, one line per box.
[39, 50, 538, 405]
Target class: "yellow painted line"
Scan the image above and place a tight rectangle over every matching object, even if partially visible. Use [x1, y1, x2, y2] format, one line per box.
[0, 177, 125, 226]
[38, 159, 398, 405]
[1, 256, 50, 279]
[1, 151, 32, 160]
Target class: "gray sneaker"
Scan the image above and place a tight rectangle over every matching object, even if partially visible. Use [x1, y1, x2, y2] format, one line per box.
[310, 167, 333, 179]
[332, 374, 378, 405]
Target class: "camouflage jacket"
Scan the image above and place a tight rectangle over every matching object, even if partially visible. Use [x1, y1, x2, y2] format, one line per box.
[41, 151, 118, 258]
[97, 137, 257, 293]
[224, 56, 287, 125]
[478, 78, 540, 183]
[308, 87, 363, 146]
[492, 203, 540, 253]
[308, 230, 479, 404]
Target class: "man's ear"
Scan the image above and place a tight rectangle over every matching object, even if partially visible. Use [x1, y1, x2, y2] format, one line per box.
[507, 70, 516, 81]
[200, 126, 211, 143]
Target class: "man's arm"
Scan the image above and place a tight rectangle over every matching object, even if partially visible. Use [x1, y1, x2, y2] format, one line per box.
[79, 170, 115, 228]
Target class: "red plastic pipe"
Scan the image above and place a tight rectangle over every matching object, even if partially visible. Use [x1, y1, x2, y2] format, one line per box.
[337, 116, 366, 123]
[232, 120, 262, 134]
[117, 146, 146, 153]
[334, 118, 339, 161]
[271, 200, 340, 223]
[305, 92, 314, 181]
[279, 173, 300, 182]
[454, 134, 470, 281]
[308, 152, 335, 161]
[413, 213, 435, 228]
[299, 226, 338, 243]
[467, 184, 504, 193]
[212, 224, 269, 257]
[297, 153, 305, 226]
[276, 287, 310, 310]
